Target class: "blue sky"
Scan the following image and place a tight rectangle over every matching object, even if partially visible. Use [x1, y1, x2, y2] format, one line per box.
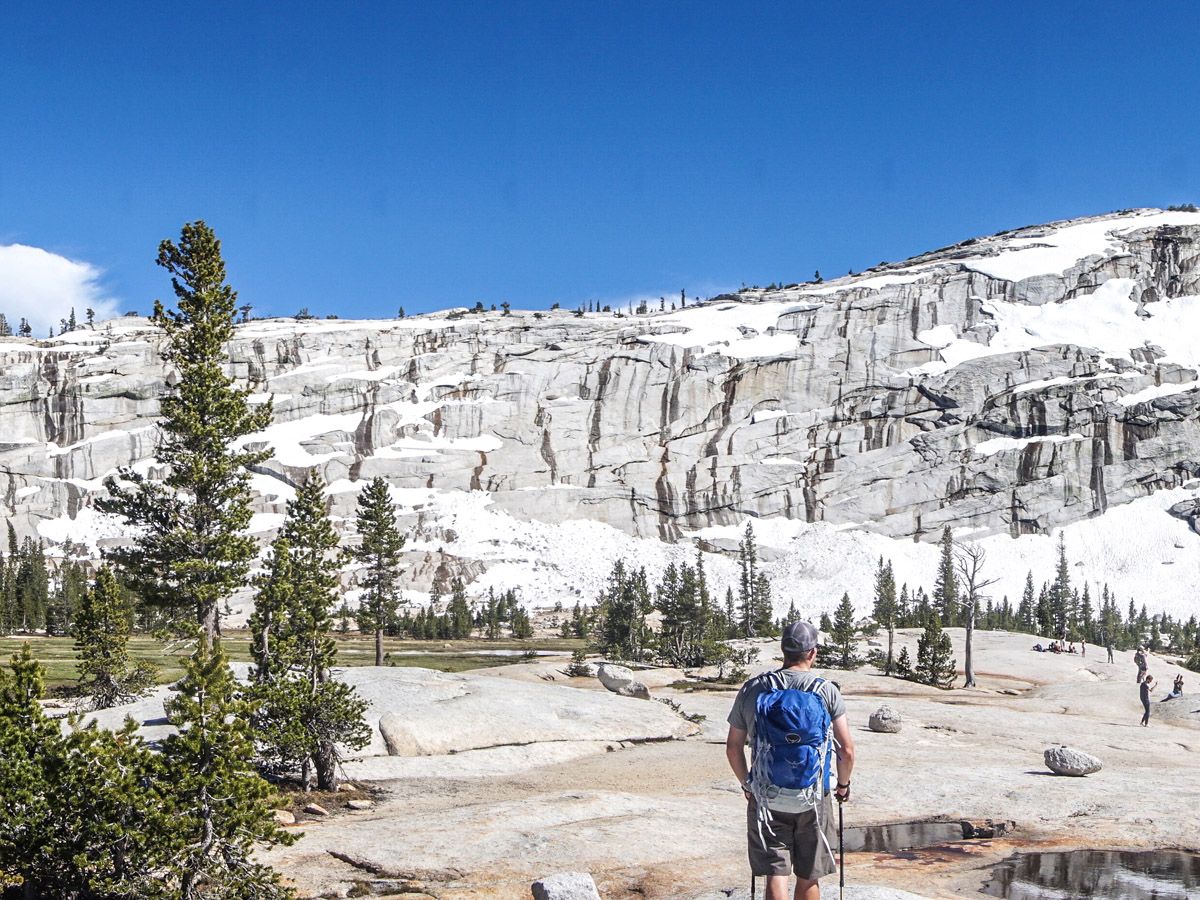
[1, 2, 1197, 330]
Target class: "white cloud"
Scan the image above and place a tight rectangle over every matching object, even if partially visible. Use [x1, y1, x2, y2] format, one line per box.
[0, 244, 120, 337]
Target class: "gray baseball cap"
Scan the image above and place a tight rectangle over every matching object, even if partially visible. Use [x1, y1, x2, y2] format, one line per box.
[781, 620, 819, 655]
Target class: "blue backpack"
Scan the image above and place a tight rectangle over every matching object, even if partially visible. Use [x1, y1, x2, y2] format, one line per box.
[747, 671, 837, 855]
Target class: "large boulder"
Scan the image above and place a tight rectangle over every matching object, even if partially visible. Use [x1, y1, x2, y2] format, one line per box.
[868, 705, 902, 733]
[531, 872, 601, 900]
[84, 666, 696, 770]
[352, 667, 688, 757]
[596, 663, 651, 700]
[1044, 745, 1102, 776]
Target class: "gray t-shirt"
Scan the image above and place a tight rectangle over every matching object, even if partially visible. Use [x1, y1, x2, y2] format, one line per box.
[727, 668, 847, 740]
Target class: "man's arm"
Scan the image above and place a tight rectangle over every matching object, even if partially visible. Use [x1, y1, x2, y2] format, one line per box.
[831, 713, 855, 801]
[725, 725, 750, 796]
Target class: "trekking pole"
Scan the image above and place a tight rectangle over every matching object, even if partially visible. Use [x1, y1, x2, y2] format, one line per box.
[838, 799, 845, 900]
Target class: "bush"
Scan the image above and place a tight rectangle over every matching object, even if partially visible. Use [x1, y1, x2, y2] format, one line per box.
[1184, 649, 1200, 674]
[865, 648, 888, 670]
[563, 648, 592, 678]
[657, 697, 706, 725]
[718, 647, 753, 684]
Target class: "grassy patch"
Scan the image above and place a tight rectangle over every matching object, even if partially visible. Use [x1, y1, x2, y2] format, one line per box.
[0, 632, 582, 688]
[665, 679, 741, 692]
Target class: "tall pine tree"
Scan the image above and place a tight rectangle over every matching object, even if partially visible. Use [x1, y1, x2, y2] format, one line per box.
[99, 222, 272, 641]
[932, 526, 958, 625]
[872, 557, 898, 673]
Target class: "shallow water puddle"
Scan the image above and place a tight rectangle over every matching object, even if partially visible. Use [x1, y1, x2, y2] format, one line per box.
[981, 849, 1200, 899]
[843, 821, 976, 854]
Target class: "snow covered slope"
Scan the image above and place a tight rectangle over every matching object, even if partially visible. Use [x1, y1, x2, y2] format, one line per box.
[5, 208, 1200, 619]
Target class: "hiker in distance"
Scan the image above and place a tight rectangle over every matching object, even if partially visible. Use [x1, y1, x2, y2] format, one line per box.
[1135, 646, 1148, 683]
[725, 621, 856, 900]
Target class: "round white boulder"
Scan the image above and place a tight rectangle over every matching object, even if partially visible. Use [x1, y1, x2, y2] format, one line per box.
[868, 705, 902, 734]
[1044, 745, 1102, 776]
[596, 662, 651, 700]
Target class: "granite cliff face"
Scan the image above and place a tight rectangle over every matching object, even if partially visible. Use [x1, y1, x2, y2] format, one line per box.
[5, 208, 1200, 604]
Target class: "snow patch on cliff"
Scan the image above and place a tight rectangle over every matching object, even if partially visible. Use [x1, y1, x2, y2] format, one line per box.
[911, 278, 1200, 376]
[958, 209, 1200, 281]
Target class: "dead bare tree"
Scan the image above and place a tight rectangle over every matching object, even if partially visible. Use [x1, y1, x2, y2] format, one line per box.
[955, 542, 998, 688]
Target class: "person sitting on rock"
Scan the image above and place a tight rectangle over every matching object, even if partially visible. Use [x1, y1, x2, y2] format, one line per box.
[1068, 642, 1077, 654]
[1161, 674, 1184, 702]
[1033, 643, 1044, 652]
[1140, 675, 1155, 726]
[726, 621, 856, 900]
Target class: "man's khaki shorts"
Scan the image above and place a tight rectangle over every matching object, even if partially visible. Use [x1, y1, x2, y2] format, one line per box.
[746, 795, 838, 879]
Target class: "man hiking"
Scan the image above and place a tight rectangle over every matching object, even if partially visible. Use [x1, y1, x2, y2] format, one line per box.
[1140, 674, 1155, 726]
[726, 621, 856, 900]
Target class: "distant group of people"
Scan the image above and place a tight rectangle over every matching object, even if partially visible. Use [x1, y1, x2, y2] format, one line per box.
[1134, 646, 1185, 727]
[1031, 640, 1084, 655]
[1025, 641, 1186, 728]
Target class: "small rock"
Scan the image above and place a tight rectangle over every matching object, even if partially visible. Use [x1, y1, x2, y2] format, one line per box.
[347, 799, 374, 811]
[336, 782, 357, 793]
[303, 803, 330, 817]
[531, 871, 601, 900]
[1044, 746, 1102, 777]
[596, 663, 651, 700]
[868, 705, 902, 733]
[273, 809, 296, 826]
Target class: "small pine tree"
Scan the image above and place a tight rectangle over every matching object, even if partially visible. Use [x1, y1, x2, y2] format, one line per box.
[250, 475, 370, 790]
[736, 524, 774, 636]
[349, 477, 406, 665]
[592, 561, 652, 661]
[75, 565, 158, 709]
[914, 613, 957, 689]
[447, 577, 472, 639]
[564, 647, 591, 677]
[0, 645, 176, 897]
[894, 646, 913, 679]
[824, 592, 862, 669]
[510, 606, 534, 639]
[161, 638, 295, 898]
